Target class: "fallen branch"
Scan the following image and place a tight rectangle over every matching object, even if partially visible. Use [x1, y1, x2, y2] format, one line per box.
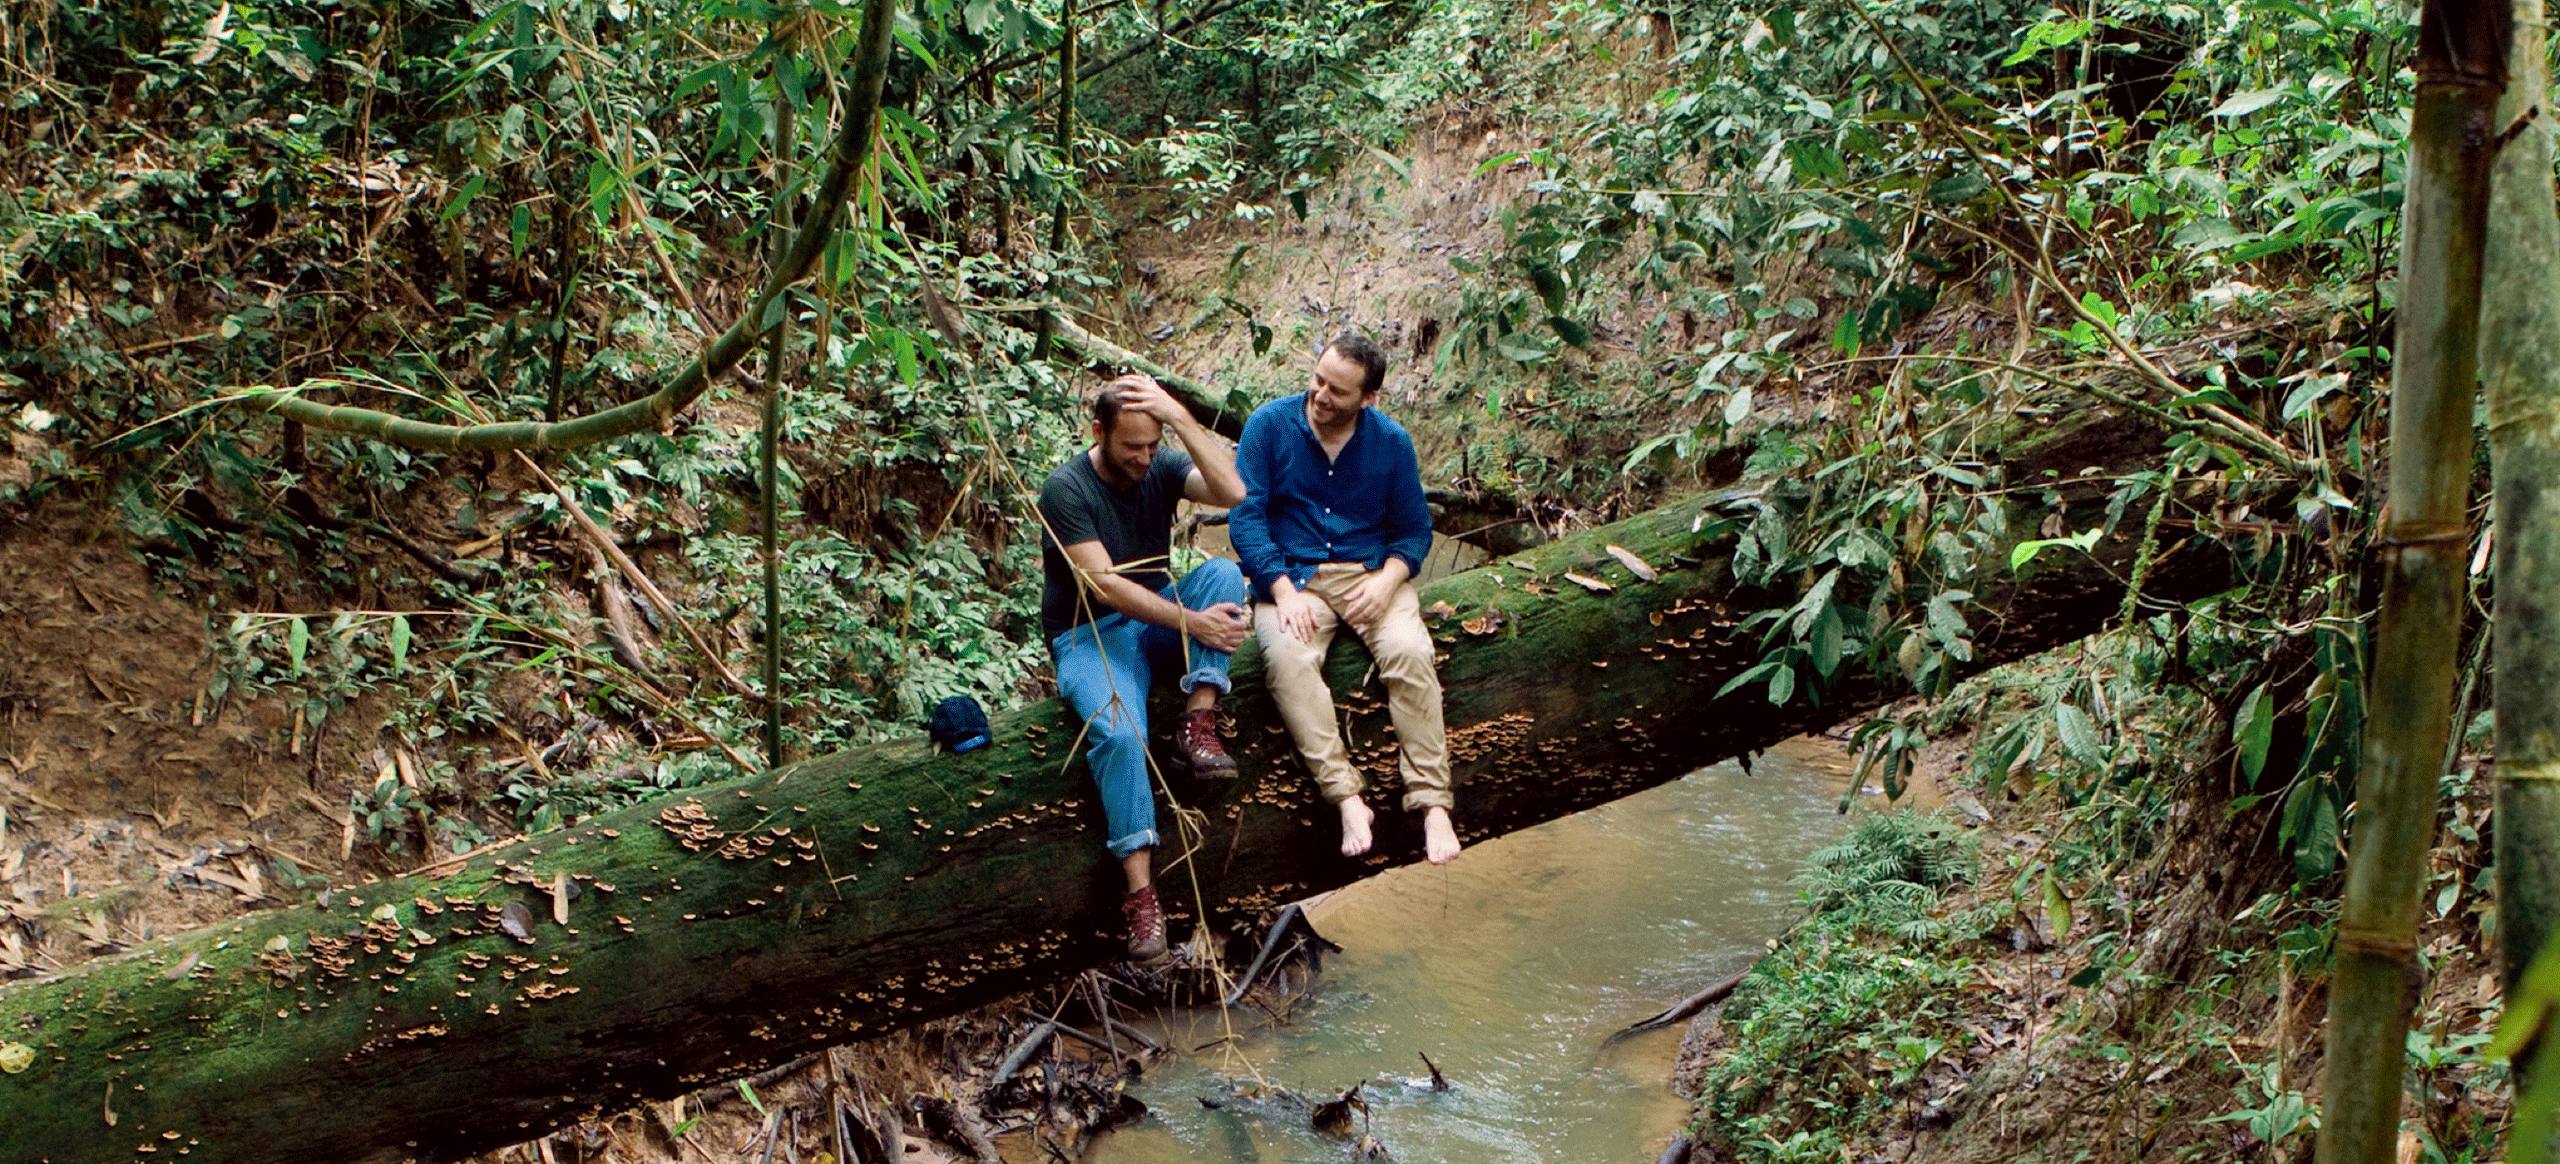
[989, 1021, 1057, 1088]
[591, 546, 660, 678]
[524, 453, 759, 703]
[1600, 968, 1749, 1047]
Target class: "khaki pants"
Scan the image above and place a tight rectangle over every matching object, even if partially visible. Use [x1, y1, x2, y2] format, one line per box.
[1254, 563, 1453, 812]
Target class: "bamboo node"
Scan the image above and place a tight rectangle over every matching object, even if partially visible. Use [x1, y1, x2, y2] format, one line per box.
[2336, 927, 2419, 959]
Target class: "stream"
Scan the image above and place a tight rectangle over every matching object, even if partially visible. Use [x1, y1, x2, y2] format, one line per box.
[1096, 737, 1850, 1162]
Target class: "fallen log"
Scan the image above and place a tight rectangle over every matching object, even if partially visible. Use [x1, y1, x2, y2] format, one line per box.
[0, 405, 2230, 1164]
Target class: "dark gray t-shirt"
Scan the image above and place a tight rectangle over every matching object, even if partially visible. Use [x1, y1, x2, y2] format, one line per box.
[1038, 448, 1195, 640]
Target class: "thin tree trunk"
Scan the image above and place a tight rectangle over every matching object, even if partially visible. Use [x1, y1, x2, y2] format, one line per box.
[0, 407, 2234, 1164]
[2485, 0, 2560, 1143]
[761, 86, 799, 769]
[1029, 0, 1078, 363]
[2318, 5, 2509, 1164]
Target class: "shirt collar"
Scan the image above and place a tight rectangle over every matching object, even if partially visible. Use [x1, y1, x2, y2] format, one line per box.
[1292, 391, 1370, 447]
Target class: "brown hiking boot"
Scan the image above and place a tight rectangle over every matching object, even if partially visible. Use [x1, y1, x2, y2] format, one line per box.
[1122, 885, 1169, 963]
[1175, 707, 1237, 779]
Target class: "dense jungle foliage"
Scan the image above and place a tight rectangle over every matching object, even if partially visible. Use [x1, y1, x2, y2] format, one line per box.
[0, 0, 2539, 1157]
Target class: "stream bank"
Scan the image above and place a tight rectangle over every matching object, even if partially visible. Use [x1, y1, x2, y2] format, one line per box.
[1668, 651, 2511, 1164]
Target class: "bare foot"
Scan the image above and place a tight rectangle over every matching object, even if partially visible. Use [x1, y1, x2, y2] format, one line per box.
[1422, 807, 1462, 865]
[1337, 797, 1377, 857]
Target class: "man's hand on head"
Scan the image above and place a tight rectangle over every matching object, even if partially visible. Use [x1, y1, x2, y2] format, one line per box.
[1111, 375, 1187, 426]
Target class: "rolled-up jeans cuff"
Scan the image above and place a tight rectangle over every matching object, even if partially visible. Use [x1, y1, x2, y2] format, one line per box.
[1179, 668, 1232, 695]
[1108, 828, 1160, 860]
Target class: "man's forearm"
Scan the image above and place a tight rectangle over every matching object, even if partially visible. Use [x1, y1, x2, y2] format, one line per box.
[1084, 573, 1191, 632]
[1075, 570, 1203, 634]
[1169, 413, 1245, 505]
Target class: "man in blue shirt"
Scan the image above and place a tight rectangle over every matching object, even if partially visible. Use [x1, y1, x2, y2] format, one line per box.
[1039, 374, 1252, 961]
[1229, 333, 1461, 865]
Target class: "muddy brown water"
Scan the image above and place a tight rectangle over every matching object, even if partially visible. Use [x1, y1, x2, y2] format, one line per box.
[1097, 737, 1850, 1162]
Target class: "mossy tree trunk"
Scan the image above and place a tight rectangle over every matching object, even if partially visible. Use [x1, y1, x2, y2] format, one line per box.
[2484, 0, 2560, 1014]
[0, 408, 2232, 1164]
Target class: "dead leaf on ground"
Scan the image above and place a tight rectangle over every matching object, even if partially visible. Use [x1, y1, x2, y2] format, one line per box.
[1563, 572, 1613, 593]
[501, 900, 536, 942]
[1604, 544, 1659, 582]
[161, 951, 201, 979]
[552, 872, 571, 925]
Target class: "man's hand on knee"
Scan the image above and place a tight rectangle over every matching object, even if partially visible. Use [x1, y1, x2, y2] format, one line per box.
[1272, 581, 1324, 644]
[1343, 563, 1406, 629]
[1185, 601, 1251, 653]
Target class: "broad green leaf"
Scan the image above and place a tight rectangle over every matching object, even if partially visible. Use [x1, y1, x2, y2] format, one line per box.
[390, 616, 412, 673]
[2235, 682, 2273, 781]
[2009, 527, 2101, 571]
[1928, 172, 1988, 205]
[2056, 702, 2103, 769]
[1495, 331, 1557, 364]
[2282, 374, 2348, 422]
[0, 1042, 31, 1073]
[1925, 590, 1970, 645]
[1831, 313, 1861, 354]
[2002, 17, 2093, 66]
[1716, 659, 1782, 700]
[287, 617, 310, 675]
[1766, 662, 1796, 706]
[2211, 87, 2288, 118]
[1724, 384, 1755, 426]
[2042, 869, 2072, 939]
[440, 173, 487, 223]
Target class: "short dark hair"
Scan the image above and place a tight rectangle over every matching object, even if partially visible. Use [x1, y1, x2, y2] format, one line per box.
[1324, 331, 1388, 396]
[1091, 384, 1131, 433]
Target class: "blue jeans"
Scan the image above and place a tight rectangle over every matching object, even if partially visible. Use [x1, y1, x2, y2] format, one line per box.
[1049, 558, 1250, 859]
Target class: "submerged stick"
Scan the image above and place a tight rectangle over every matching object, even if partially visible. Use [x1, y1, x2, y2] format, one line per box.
[1601, 968, 1750, 1046]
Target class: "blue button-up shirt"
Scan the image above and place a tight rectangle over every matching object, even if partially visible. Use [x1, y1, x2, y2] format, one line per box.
[1229, 393, 1434, 600]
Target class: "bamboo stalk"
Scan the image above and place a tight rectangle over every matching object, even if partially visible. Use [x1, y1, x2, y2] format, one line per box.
[760, 89, 798, 769]
[2318, 5, 2509, 1164]
[247, 0, 896, 451]
[2484, 0, 2560, 1090]
[1028, 0, 1078, 363]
